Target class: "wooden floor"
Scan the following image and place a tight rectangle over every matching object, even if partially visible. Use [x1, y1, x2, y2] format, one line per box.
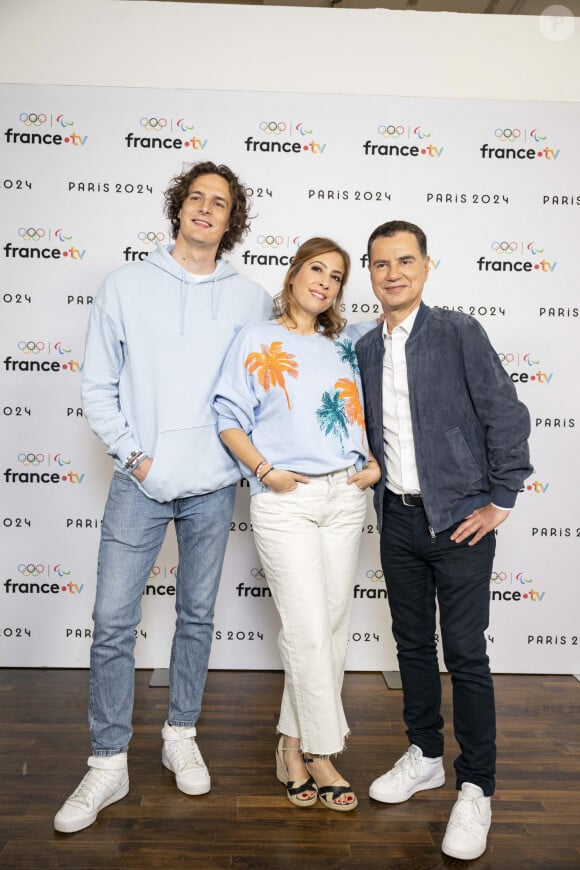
[1, 670, 579, 869]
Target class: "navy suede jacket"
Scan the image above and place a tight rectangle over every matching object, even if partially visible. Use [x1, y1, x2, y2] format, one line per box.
[356, 303, 532, 535]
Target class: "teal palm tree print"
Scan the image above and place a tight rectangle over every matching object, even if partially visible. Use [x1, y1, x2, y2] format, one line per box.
[336, 338, 359, 374]
[316, 389, 350, 449]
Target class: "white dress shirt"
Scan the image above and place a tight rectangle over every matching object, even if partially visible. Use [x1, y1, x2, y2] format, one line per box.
[382, 309, 421, 495]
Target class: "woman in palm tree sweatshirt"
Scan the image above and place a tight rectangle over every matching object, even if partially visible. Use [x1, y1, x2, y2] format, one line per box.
[213, 238, 381, 813]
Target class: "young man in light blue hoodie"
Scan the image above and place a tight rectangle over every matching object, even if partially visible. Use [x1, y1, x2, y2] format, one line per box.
[54, 161, 272, 834]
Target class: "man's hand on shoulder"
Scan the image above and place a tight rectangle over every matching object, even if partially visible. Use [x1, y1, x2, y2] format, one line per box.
[450, 503, 510, 547]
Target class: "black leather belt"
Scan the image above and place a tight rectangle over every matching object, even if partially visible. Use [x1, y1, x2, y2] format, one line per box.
[388, 490, 423, 507]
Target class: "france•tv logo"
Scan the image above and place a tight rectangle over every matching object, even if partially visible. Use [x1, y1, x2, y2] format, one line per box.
[244, 120, 327, 155]
[3, 452, 85, 485]
[3, 562, 84, 595]
[124, 116, 208, 151]
[498, 351, 554, 386]
[242, 234, 300, 267]
[3, 226, 87, 262]
[363, 123, 444, 158]
[476, 240, 556, 274]
[489, 570, 545, 602]
[3, 340, 83, 375]
[480, 127, 560, 161]
[4, 113, 88, 147]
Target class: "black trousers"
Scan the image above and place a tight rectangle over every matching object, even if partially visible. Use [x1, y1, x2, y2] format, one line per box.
[380, 489, 496, 796]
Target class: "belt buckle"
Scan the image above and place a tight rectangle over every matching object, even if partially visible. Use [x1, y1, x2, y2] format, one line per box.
[401, 493, 415, 507]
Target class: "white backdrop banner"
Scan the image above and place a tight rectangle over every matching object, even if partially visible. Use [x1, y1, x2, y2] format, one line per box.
[1, 84, 579, 673]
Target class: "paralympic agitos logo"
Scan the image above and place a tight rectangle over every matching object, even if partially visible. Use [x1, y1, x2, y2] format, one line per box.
[124, 116, 208, 151]
[3, 339, 82, 375]
[4, 113, 88, 147]
[4, 452, 85, 485]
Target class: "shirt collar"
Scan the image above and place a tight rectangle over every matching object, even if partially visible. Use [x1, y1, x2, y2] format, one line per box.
[382, 306, 420, 340]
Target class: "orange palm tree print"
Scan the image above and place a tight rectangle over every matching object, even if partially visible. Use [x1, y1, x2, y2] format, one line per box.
[245, 341, 299, 410]
[334, 377, 366, 448]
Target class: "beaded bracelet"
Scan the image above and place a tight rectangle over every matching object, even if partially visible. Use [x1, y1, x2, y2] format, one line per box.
[130, 454, 149, 474]
[254, 459, 267, 478]
[124, 450, 143, 471]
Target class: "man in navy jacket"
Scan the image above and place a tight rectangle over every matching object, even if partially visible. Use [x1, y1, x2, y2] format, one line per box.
[356, 220, 532, 861]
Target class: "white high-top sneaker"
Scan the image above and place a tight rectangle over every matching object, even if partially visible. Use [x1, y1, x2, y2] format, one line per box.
[441, 782, 492, 860]
[54, 753, 129, 833]
[161, 721, 211, 795]
[369, 744, 445, 803]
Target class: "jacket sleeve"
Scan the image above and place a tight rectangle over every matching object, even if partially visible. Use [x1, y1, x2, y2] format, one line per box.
[460, 316, 532, 508]
[80, 297, 141, 465]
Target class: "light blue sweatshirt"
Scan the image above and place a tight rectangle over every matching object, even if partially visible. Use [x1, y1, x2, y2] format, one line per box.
[213, 322, 370, 495]
[81, 244, 272, 501]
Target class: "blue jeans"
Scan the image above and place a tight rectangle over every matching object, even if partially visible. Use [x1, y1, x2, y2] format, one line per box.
[380, 489, 496, 795]
[89, 472, 236, 755]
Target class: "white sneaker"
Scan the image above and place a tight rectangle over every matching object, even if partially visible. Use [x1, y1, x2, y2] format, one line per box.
[441, 782, 491, 860]
[53, 753, 129, 833]
[161, 721, 211, 795]
[369, 744, 445, 803]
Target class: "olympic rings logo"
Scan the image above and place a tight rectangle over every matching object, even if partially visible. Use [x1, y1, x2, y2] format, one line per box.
[140, 117, 168, 131]
[494, 128, 521, 142]
[19, 113, 47, 126]
[18, 563, 45, 577]
[259, 121, 287, 135]
[18, 453, 45, 466]
[149, 566, 161, 578]
[18, 227, 45, 241]
[491, 241, 518, 255]
[17, 341, 45, 354]
[295, 122, 313, 136]
[365, 570, 384, 581]
[256, 235, 284, 248]
[250, 568, 266, 579]
[377, 124, 405, 139]
[138, 231, 167, 245]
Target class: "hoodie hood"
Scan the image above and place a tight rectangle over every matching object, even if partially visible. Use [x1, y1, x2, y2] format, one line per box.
[146, 243, 239, 333]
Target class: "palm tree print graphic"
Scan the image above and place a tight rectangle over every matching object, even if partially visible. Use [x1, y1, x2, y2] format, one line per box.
[336, 338, 359, 374]
[316, 390, 350, 449]
[245, 341, 299, 410]
[334, 377, 366, 449]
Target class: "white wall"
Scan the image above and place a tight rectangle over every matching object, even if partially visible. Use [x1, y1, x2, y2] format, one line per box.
[1, 0, 579, 102]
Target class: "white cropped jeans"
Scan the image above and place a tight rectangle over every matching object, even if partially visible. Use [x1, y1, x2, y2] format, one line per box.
[250, 468, 368, 756]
